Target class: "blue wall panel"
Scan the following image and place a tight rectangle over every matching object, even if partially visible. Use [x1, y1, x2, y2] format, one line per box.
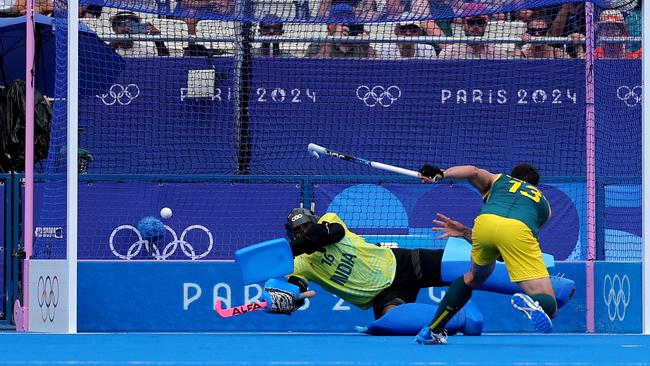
[594, 262, 642, 333]
[77, 261, 631, 333]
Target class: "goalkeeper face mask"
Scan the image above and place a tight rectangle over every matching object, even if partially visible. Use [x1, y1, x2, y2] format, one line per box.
[285, 208, 319, 240]
[291, 222, 312, 240]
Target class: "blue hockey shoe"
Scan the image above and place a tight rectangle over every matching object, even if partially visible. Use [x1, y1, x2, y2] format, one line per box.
[511, 293, 553, 333]
[415, 327, 447, 345]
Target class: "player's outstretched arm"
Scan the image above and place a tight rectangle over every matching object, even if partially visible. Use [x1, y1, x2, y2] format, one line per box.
[287, 275, 311, 308]
[439, 165, 496, 194]
[419, 164, 444, 183]
[432, 213, 472, 243]
[290, 222, 345, 256]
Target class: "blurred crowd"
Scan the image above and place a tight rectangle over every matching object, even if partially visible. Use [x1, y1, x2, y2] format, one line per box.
[0, 0, 642, 59]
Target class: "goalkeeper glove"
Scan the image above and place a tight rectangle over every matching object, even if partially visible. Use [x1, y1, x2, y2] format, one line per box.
[419, 164, 444, 182]
[288, 276, 309, 308]
[263, 279, 303, 315]
[265, 288, 298, 315]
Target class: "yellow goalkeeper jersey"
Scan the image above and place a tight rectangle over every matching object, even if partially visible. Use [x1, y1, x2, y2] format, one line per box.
[292, 212, 396, 309]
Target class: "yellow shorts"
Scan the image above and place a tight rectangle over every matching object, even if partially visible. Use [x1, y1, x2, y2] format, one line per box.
[471, 214, 549, 282]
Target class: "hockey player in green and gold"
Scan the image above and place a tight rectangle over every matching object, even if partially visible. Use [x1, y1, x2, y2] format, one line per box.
[416, 163, 557, 345]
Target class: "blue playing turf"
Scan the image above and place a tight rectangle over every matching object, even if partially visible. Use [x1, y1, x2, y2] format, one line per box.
[1, 333, 649, 365]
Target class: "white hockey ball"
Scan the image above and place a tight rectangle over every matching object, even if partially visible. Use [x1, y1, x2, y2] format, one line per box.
[160, 207, 173, 219]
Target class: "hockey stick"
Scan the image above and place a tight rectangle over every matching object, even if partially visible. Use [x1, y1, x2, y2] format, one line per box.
[215, 290, 316, 318]
[215, 299, 268, 318]
[307, 143, 441, 181]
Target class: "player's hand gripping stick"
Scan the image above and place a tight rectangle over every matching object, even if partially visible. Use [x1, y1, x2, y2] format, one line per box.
[215, 279, 315, 318]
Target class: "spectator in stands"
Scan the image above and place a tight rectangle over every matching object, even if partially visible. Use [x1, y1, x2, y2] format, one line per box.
[406, 0, 450, 54]
[79, 4, 102, 18]
[1, 0, 25, 16]
[1, 0, 52, 16]
[384, 0, 447, 20]
[306, 4, 375, 58]
[438, 14, 510, 59]
[594, 9, 641, 59]
[254, 14, 294, 57]
[490, 12, 508, 21]
[175, 0, 234, 35]
[109, 11, 170, 57]
[624, 0, 641, 55]
[375, 15, 436, 59]
[317, 0, 383, 21]
[516, 17, 583, 59]
[547, 3, 585, 58]
[360, 0, 451, 43]
[512, 9, 534, 23]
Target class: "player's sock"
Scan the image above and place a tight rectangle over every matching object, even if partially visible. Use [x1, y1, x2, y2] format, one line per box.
[529, 293, 557, 318]
[428, 276, 473, 333]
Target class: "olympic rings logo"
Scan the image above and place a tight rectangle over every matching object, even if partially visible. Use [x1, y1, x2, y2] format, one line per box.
[109, 224, 213, 260]
[616, 85, 642, 107]
[356, 85, 401, 107]
[37, 275, 59, 322]
[96, 84, 140, 106]
[603, 274, 631, 321]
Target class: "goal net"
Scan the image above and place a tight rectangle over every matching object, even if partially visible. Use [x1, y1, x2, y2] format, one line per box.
[24, 0, 643, 332]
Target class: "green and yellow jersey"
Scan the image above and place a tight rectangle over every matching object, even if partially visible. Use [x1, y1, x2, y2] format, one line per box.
[292, 212, 396, 309]
[479, 174, 551, 236]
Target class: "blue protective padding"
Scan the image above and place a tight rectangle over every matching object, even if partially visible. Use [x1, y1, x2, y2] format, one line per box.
[442, 238, 554, 294]
[550, 276, 576, 309]
[261, 278, 301, 312]
[460, 301, 483, 336]
[442, 238, 575, 307]
[264, 278, 301, 298]
[443, 238, 554, 269]
[235, 238, 293, 285]
[358, 301, 483, 336]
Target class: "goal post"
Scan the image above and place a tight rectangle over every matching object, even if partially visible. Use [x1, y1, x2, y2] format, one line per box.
[642, 0, 649, 335]
[24, 0, 79, 333]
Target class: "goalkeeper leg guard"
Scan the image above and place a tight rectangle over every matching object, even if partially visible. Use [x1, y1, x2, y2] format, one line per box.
[358, 302, 483, 336]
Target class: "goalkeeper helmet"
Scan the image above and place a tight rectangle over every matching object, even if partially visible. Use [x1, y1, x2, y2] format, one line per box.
[286, 208, 319, 240]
